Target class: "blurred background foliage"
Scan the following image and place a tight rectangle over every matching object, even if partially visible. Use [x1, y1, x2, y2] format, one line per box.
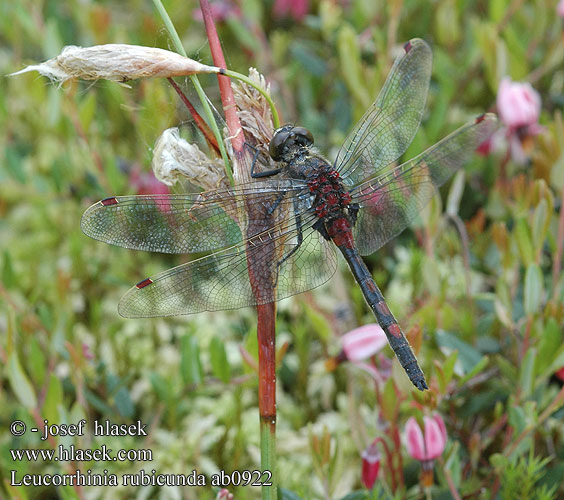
[1, 0, 564, 499]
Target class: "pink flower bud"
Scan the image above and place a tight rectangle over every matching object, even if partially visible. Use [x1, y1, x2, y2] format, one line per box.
[341, 324, 388, 362]
[404, 414, 447, 461]
[558, 0, 564, 18]
[496, 77, 541, 130]
[361, 442, 381, 490]
[216, 489, 233, 500]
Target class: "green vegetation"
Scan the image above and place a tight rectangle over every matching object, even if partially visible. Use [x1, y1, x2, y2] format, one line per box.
[1, 1, 564, 499]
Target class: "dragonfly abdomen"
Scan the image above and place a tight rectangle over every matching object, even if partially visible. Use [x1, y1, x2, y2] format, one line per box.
[338, 244, 428, 391]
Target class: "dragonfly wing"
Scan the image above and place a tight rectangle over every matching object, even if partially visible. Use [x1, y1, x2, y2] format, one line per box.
[350, 114, 498, 255]
[80, 180, 306, 254]
[118, 217, 337, 317]
[335, 38, 432, 186]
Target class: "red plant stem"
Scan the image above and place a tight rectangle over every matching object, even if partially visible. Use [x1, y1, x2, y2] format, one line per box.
[167, 77, 220, 155]
[519, 316, 533, 362]
[257, 303, 277, 422]
[199, 0, 244, 153]
[198, 4, 278, 497]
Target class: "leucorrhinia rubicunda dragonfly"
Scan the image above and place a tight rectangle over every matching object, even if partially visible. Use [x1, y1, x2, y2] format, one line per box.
[81, 39, 497, 391]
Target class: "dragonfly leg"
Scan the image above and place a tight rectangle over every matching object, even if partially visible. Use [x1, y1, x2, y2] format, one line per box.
[246, 143, 282, 179]
[275, 197, 305, 281]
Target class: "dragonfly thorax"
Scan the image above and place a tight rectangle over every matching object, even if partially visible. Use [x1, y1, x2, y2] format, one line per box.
[306, 165, 352, 220]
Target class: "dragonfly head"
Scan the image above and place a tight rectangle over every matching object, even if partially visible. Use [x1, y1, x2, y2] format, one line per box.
[269, 125, 314, 162]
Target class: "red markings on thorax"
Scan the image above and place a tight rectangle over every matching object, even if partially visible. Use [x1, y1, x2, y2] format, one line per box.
[308, 167, 351, 220]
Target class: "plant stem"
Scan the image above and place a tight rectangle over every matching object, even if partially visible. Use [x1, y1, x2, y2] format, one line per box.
[167, 77, 220, 155]
[257, 302, 278, 499]
[152, 0, 233, 184]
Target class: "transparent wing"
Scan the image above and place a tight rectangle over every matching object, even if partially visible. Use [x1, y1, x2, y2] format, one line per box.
[350, 114, 498, 255]
[80, 179, 307, 254]
[335, 38, 432, 186]
[118, 218, 337, 317]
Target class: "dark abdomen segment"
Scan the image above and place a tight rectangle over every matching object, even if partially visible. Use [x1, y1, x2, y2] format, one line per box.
[338, 245, 428, 391]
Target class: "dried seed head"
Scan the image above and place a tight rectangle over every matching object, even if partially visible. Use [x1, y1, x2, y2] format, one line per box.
[10, 44, 220, 83]
[233, 68, 274, 148]
[228, 68, 277, 184]
[152, 127, 229, 191]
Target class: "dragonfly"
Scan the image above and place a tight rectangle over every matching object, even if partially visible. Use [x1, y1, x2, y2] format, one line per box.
[81, 39, 497, 391]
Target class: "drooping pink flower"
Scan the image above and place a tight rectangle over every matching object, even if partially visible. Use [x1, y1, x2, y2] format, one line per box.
[404, 414, 447, 462]
[273, 0, 309, 21]
[493, 77, 543, 164]
[341, 324, 388, 362]
[558, 0, 564, 18]
[497, 77, 541, 130]
[361, 441, 381, 490]
[405, 414, 447, 488]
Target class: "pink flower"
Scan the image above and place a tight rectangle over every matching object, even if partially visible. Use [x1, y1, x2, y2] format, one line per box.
[404, 414, 447, 462]
[558, 0, 564, 18]
[494, 78, 543, 164]
[405, 414, 447, 488]
[497, 77, 541, 130]
[326, 324, 387, 375]
[129, 165, 170, 196]
[342, 324, 388, 362]
[361, 441, 381, 490]
[216, 489, 233, 500]
[273, 0, 309, 21]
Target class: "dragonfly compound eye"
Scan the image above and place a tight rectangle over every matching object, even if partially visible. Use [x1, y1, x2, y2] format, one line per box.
[269, 126, 293, 161]
[292, 127, 314, 147]
[269, 125, 314, 161]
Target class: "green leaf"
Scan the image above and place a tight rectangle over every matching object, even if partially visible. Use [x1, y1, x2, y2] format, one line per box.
[114, 386, 134, 418]
[43, 374, 63, 424]
[524, 263, 543, 316]
[437, 351, 458, 393]
[435, 330, 482, 373]
[7, 353, 37, 410]
[29, 337, 46, 386]
[536, 318, 561, 377]
[181, 335, 203, 386]
[532, 199, 548, 254]
[515, 218, 534, 266]
[458, 356, 489, 386]
[381, 377, 397, 422]
[489, 0, 509, 22]
[279, 488, 304, 500]
[338, 493, 369, 500]
[2, 251, 15, 288]
[149, 372, 170, 401]
[210, 336, 231, 384]
[337, 24, 370, 109]
[519, 348, 535, 397]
